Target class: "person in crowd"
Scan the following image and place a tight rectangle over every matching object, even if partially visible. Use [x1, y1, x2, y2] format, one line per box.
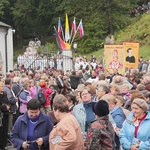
[65, 94, 76, 113]
[120, 84, 130, 101]
[142, 75, 150, 91]
[96, 84, 110, 100]
[38, 81, 52, 114]
[110, 85, 120, 96]
[3, 78, 17, 133]
[124, 91, 144, 111]
[116, 95, 131, 118]
[19, 83, 32, 114]
[49, 94, 85, 150]
[120, 98, 150, 149]
[12, 77, 21, 97]
[101, 94, 126, 150]
[73, 86, 95, 134]
[86, 70, 98, 84]
[69, 71, 81, 90]
[29, 79, 37, 99]
[0, 81, 10, 150]
[12, 76, 21, 124]
[140, 90, 150, 111]
[86, 84, 98, 102]
[75, 84, 85, 104]
[11, 99, 53, 150]
[111, 75, 133, 90]
[62, 76, 72, 95]
[87, 100, 115, 149]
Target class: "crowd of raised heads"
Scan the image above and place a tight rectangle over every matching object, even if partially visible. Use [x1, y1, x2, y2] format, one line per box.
[1, 54, 150, 149]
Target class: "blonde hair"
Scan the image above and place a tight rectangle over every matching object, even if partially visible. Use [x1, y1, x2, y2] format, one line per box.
[101, 94, 117, 104]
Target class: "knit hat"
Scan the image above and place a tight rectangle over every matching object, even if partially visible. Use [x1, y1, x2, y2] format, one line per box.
[92, 100, 109, 117]
[132, 98, 149, 112]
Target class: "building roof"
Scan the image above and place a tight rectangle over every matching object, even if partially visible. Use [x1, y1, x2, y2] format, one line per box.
[0, 21, 11, 28]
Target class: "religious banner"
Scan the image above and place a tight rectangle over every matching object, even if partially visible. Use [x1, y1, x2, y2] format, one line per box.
[123, 42, 139, 69]
[104, 45, 125, 74]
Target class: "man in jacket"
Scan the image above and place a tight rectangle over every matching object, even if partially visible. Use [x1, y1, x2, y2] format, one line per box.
[3, 78, 17, 133]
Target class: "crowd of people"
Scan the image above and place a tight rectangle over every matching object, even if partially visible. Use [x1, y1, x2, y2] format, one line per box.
[130, 0, 150, 17]
[0, 53, 150, 150]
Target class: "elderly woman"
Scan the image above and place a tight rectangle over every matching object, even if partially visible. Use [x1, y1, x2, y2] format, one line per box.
[19, 83, 32, 114]
[120, 98, 150, 150]
[72, 86, 95, 134]
[49, 94, 85, 150]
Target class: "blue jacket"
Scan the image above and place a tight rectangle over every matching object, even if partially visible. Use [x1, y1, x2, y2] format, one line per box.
[72, 102, 87, 133]
[110, 105, 126, 128]
[19, 90, 30, 101]
[120, 112, 150, 150]
[11, 111, 53, 150]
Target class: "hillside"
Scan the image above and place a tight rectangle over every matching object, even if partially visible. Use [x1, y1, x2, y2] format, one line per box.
[77, 14, 150, 60]
[115, 14, 150, 59]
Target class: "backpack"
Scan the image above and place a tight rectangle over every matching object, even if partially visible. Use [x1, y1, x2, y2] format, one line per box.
[38, 89, 46, 104]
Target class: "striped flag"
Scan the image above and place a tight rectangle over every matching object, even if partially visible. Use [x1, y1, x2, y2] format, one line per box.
[65, 14, 70, 42]
[58, 18, 62, 36]
[72, 17, 76, 36]
[78, 20, 84, 38]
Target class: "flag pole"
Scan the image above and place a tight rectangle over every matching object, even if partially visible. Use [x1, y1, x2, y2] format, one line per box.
[69, 17, 76, 44]
[69, 28, 73, 44]
[61, 24, 65, 42]
[58, 17, 65, 41]
[70, 20, 80, 46]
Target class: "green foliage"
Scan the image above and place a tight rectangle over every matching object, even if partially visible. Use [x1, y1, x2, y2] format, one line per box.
[0, 0, 9, 16]
[1, 0, 149, 58]
[38, 42, 57, 53]
[113, 13, 150, 59]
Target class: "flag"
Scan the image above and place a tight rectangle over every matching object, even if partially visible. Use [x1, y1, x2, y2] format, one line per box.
[78, 20, 84, 38]
[58, 18, 63, 36]
[72, 17, 76, 36]
[65, 13, 70, 42]
[55, 29, 71, 50]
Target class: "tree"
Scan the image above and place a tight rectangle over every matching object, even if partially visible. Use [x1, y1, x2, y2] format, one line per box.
[0, 0, 9, 18]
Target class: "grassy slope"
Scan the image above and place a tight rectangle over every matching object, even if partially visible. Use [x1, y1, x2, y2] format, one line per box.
[115, 14, 150, 59]
[75, 14, 150, 60]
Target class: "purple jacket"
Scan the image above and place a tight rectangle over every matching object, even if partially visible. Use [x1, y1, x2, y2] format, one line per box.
[11, 111, 53, 150]
[19, 90, 32, 113]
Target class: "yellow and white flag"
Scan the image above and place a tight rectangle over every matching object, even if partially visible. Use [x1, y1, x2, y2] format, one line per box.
[65, 13, 70, 42]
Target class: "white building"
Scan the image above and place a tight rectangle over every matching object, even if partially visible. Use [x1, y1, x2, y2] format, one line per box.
[0, 21, 14, 74]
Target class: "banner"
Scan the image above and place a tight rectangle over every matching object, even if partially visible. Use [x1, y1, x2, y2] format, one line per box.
[123, 42, 139, 68]
[104, 45, 125, 74]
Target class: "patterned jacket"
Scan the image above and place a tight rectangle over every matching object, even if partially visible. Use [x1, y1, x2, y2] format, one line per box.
[87, 116, 115, 150]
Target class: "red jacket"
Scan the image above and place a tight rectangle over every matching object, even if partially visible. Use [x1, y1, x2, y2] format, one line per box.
[40, 87, 52, 106]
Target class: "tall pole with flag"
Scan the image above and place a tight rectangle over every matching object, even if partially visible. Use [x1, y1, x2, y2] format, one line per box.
[58, 17, 65, 41]
[69, 17, 76, 44]
[70, 19, 84, 45]
[65, 14, 70, 42]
